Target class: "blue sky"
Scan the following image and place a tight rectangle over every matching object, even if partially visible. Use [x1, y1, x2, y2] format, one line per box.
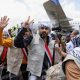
[0, 0, 80, 29]
[74, 0, 80, 10]
[59, 0, 80, 20]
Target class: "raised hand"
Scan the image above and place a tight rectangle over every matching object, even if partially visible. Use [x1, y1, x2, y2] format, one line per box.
[0, 16, 9, 30]
[22, 16, 34, 29]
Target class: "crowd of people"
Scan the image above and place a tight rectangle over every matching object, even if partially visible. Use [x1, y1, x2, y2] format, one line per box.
[0, 16, 80, 80]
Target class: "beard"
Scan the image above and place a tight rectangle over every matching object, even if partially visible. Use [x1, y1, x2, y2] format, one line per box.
[39, 32, 48, 39]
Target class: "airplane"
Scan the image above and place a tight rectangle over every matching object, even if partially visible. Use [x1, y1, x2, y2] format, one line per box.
[69, 20, 80, 31]
[43, 0, 73, 33]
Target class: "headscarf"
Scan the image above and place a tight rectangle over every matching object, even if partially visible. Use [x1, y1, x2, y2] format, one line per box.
[71, 34, 80, 47]
[38, 21, 53, 29]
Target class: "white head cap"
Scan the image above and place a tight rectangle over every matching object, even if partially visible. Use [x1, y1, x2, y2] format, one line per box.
[38, 21, 53, 29]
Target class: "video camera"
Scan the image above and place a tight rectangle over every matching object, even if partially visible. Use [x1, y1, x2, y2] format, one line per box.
[52, 26, 61, 32]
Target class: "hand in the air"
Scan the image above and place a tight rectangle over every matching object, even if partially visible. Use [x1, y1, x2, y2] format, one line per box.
[22, 16, 34, 29]
[0, 16, 9, 30]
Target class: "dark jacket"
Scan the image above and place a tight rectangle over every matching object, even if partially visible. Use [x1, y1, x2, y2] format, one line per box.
[14, 27, 33, 48]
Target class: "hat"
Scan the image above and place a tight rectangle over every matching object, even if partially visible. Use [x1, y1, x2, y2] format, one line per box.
[38, 21, 52, 29]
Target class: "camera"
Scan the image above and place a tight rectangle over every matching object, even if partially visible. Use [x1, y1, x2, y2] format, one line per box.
[52, 26, 61, 32]
[50, 31, 57, 40]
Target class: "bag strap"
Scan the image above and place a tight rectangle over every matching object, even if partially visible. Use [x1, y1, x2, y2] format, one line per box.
[52, 44, 55, 65]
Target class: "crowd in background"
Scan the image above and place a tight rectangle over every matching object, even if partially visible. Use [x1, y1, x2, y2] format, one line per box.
[0, 16, 80, 80]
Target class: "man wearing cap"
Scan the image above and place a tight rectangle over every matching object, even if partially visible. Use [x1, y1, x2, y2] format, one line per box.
[14, 17, 55, 80]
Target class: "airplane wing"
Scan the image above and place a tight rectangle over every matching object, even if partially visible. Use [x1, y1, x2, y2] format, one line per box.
[43, 0, 73, 32]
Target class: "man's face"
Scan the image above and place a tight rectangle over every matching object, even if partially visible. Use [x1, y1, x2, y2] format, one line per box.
[70, 32, 75, 38]
[70, 31, 78, 39]
[23, 31, 31, 39]
[39, 26, 50, 39]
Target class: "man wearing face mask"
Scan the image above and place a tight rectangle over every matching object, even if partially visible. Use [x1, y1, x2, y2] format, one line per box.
[14, 16, 55, 80]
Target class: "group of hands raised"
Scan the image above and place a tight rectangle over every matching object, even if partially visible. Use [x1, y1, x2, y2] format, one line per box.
[0, 16, 34, 30]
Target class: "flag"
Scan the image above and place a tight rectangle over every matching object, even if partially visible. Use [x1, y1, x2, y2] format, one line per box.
[50, 0, 59, 5]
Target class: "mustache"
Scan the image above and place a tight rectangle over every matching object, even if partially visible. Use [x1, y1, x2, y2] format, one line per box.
[42, 32, 47, 34]
[40, 32, 48, 39]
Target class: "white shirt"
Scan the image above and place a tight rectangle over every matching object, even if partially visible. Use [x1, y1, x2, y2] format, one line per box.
[66, 41, 74, 54]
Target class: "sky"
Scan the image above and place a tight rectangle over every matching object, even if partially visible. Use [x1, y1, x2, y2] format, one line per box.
[60, 0, 80, 21]
[0, 0, 80, 29]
